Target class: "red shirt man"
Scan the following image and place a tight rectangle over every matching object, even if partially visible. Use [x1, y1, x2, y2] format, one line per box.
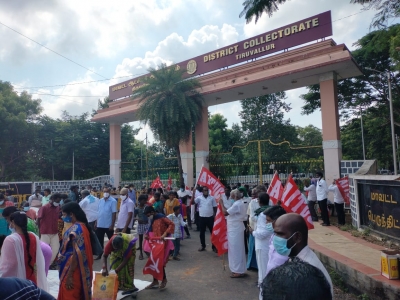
[37, 194, 61, 264]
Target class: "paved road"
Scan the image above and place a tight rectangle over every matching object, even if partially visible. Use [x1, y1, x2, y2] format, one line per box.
[93, 227, 260, 300]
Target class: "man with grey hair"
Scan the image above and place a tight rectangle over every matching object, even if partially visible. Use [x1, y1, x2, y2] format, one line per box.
[79, 189, 99, 231]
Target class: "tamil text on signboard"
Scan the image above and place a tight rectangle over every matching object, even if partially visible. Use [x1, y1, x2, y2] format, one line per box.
[358, 181, 400, 238]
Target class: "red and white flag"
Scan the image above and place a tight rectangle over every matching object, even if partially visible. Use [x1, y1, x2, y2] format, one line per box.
[143, 238, 165, 281]
[196, 166, 225, 201]
[267, 172, 283, 205]
[336, 176, 350, 205]
[150, 176, 163, 189]
[211, 202, 228, 256]
[167, 176, 172, 191]
[281, 175, 314, 230]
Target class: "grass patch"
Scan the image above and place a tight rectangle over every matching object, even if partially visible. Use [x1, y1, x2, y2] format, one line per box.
[358, 293, 370, 300]
[329, 268, 348, 292]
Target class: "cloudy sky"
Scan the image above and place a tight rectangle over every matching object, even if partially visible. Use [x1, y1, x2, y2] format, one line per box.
[0, 0, 387, 141]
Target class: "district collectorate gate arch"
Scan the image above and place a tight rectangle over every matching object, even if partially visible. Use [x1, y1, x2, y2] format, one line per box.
[92, 11, 362, 188]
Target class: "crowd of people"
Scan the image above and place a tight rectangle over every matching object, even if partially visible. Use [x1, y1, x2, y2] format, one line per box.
[0, 173, 345, 299]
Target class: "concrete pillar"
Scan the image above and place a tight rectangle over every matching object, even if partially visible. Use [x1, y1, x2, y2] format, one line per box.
[110, 123, 122, 187]
[320, 72, 342, 196]
[179, 133, 194, 187]
[195, 106, 209, 178]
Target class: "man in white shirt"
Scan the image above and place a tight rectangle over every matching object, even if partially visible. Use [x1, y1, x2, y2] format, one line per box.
[116, 188, 134, 234]
[304, 179, 318, 222]
[177, 184, 191, 199]
[316, 172, 330, 226]
[221, 187, 233, 212]
[250, 192, 273, 286]
[328, 179, 345, 225]
[273, 213, 333, 297]
[194, 186, 217, 252]
[79, 189, 99, 230]
[28, 189, 43, 208]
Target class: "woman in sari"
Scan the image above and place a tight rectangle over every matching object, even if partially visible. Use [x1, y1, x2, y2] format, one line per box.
[0, 211, 47, 291]
[58, 202, 94, 300]
[102, 233, 138, 294]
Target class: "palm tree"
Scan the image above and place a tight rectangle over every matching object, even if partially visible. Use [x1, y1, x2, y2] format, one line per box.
[240, 0, 399, 27]
[133, 64, 204, 185]
[239, 0, 287, 23]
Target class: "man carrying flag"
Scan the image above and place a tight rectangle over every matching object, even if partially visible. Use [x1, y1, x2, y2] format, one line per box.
[328, 179, 346, 226]
[151, 175, 163, 189]
[167, 176, 172, 191]
[267, 172, 283, 205]
[280, 174, 314, 230]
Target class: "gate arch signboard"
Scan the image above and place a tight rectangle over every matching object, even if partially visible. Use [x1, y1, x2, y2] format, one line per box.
[93, 10, 362, 189]
[108, 11, 332, 101]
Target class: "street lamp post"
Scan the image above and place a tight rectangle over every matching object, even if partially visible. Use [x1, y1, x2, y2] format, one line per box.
[359, 106, 366, 160]
[366, 68, 397, 174]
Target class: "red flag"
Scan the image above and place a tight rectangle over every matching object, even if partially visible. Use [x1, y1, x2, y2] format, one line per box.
[143, 238, 165, 281]
[167, 176, 172, 191]
[151, 176, 163, 189]
[281, 175, 314, 230]
[267, 172, 283, 205]
[196, 166, 225, 201]
[336, 177, 350, 205]
[211, 202, 228, 256]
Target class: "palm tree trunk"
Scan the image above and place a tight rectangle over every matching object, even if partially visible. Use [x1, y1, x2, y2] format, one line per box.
[176, 145, 184, 186]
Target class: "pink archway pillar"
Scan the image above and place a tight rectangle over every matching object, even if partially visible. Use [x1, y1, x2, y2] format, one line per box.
[110, 123, 122, 187]
[320, 72, 342, 194]
[195, 106, 209, 178]
[179, 133, 194, 187]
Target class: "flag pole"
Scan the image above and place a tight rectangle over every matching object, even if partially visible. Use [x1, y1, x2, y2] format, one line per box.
[191, 164, 203, 202]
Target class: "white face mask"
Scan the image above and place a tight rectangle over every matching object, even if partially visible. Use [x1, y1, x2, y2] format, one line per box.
[148, 215, 154, 220]
[103, 193, 110, 198]
[52, 202, 60, 207]
[0, 201, 4, 206]
[120, 195, 127, 201]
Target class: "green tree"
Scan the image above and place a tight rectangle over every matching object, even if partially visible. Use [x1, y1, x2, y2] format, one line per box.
[239, 0, 399, 27]
[0, 81, 42, 180]
[134, 64, 204, 185]
[301, 25, 400, 168]
[239, 92, 299, 174]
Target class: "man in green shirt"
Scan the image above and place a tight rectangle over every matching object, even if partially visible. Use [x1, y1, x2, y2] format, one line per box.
[41, 188, 51, 206]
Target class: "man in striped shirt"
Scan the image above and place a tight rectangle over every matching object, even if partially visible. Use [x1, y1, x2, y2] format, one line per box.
[0, 277, 54, 299]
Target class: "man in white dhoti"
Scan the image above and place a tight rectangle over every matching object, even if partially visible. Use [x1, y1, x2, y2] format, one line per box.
[249, 192, 272, 287]
[220, 189, 247, 278]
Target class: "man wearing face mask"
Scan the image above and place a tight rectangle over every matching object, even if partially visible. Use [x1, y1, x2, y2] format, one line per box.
[28, 188, 43, 208]
[128, 184, 136, 206]
[94, 187, 117, 260]
[272, 213, 333, 297]
[79, 189, 100, 231]
[249, 192, 271, 287]
[116, 188, 134, 234]
[37, 193, 62, 266]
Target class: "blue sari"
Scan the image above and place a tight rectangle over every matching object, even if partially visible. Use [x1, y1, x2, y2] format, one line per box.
[58, 222, 93, 300]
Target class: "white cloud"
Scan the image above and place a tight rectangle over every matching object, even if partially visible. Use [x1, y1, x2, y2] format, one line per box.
[2, 0, 390, 144]
[114, 24, 239, 77]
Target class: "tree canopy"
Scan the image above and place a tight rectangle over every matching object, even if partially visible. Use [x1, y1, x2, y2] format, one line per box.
[134, 64, 204, 185]
[239, 0, 400, 27]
